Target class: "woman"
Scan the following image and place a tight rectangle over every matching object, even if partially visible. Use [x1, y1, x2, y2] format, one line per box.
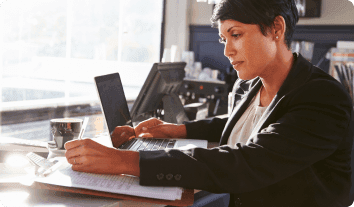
[65, 0, 353, 206]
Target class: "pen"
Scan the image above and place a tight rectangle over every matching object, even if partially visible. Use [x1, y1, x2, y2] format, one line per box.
[41, 161, 63, 177]
[78, 117, 89, 140]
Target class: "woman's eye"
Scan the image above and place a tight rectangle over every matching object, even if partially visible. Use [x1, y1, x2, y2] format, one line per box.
[219, 34, 240, 44]
[232, 34, 240, 38]
[219, 38, 226, 44]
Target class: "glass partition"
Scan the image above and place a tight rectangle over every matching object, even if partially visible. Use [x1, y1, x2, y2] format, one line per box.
[0, 0, 164, 142]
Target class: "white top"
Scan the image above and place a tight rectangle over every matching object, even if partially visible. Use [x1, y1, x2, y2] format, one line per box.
[227, 89, 268, 147]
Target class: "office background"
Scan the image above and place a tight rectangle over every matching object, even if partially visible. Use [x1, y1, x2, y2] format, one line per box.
[0, 0, 354, 143]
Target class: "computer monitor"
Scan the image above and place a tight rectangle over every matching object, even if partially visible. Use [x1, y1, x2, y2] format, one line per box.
[130, 62, 189, 125]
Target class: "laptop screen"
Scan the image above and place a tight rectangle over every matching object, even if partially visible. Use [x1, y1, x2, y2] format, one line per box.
[94, 73, 133, 136]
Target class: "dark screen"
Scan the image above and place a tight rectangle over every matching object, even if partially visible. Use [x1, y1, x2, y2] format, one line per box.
[95, 73, 132, 135]
[130, 62, 186, 121]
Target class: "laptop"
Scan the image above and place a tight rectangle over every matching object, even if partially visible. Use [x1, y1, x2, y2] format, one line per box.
[94, 72, 208, 151]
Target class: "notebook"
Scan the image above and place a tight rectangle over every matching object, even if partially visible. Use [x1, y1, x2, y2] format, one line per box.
[94, 72, 207, 151]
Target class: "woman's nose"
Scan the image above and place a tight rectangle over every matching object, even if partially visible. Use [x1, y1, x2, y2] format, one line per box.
[224, 40, 236, 58]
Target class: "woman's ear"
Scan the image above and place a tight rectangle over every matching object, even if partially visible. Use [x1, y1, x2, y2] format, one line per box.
[273, 15, 286, 41]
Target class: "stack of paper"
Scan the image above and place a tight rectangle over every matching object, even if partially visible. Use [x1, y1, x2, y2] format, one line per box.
[34, 160, 183, 201]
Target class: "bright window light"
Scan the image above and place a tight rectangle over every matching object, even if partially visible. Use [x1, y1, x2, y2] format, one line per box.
[6, 154, 30, 167]
[0, 0, 164, 141]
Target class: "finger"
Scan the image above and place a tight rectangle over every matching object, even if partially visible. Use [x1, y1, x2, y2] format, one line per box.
[64, 139, 86, 150]
[138, 133, 153, 138]
[71, 157, 112, 174]
[113, 125, 135, 134]
[141, 124, 175, 138]
[135, 118, 159, 131]
[68, 156, 81, 165]
[72, 162, 89, 172]
[111, 126, 135, 148]
[112, 125, 135, 139]
[135, 118, 163, 135]
[144, 124, 166, 134]
[65, 145, 84, 160]
[71, 160, 103, 174]
[65, 139, 105, 159]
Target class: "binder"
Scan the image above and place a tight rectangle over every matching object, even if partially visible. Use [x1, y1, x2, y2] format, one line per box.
[30, 182, 194, 206]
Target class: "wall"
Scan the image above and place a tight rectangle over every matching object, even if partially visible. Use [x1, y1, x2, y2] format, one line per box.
[163, 0, 354, 62]
[190, 0, 214, 26]
[163, 0, 192, 60]
[189, 0, 354, 26]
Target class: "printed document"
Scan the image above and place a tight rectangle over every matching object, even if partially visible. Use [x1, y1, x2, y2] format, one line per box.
[34, 159, 183, 201]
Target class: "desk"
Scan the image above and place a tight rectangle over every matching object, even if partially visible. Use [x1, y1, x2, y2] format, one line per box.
[0, 152, 168, 207]
[0, 184, 167, 207]
[0, 113, 215, 207]
[0, 184, 120, 207]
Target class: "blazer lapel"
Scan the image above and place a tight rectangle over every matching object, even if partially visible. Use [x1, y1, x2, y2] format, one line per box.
[219, 53, 313, 146]
[248, 53, 313, 140]
[219, 79, 262, 145]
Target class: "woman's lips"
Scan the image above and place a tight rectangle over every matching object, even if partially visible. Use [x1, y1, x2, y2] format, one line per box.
[232, 61, 244, 69]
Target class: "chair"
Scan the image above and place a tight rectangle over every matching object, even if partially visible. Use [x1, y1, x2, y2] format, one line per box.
[166, 190, 229, 207]
[189, 191, 230, 207]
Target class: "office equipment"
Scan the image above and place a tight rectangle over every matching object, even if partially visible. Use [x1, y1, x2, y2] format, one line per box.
[179, 79, 229, 117]
[183, 102, 209, 120]
[26, 152, 56, 170]
[94, 72, 208, 151]
[130, 62, 188, 124]
[95, 73, 133, 131]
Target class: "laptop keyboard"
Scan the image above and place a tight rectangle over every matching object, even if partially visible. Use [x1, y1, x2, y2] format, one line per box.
[119, 138, 176, 151]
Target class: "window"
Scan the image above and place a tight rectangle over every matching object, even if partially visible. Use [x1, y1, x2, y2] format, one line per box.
[0, 0, 164, 141]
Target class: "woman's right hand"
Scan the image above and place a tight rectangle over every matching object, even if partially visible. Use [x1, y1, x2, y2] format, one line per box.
[111, 118, 187, 148]
[134, 118, 187, 139]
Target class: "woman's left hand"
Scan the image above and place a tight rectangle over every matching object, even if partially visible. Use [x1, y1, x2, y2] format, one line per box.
[111, 125, 136, 148]
[64, 138, 140, 176]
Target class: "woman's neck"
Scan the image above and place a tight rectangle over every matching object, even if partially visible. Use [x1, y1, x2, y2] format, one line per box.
[259, 50, 294, 107]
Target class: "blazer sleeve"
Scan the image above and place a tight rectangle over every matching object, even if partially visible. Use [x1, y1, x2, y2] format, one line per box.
[183, 117, 228, 143]
[139, 79, 352, 194]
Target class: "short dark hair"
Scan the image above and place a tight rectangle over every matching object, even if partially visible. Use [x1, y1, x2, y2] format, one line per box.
[211, 0, 299, 49]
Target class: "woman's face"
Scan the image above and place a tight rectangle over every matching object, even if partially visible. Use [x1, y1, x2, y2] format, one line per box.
[218, 19, 277, 80]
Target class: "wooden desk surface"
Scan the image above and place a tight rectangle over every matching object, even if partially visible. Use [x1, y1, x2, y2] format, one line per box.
[0, 114, 217, 206]
[0, 151, 189, 207]
[0, 177, 172, 207]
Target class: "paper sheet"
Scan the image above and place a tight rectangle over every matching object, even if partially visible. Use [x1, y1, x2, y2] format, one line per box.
[34, 159, 183, 201]
[0, 163, 35, 183]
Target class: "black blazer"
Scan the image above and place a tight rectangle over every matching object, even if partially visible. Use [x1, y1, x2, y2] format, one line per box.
[139, 53, 353, 207]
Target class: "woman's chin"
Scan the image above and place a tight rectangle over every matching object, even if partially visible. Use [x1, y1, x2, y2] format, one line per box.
[237, 72, 257, 81]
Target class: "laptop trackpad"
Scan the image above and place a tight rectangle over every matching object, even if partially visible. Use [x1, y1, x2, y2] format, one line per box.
[175, 139, 208, 149]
